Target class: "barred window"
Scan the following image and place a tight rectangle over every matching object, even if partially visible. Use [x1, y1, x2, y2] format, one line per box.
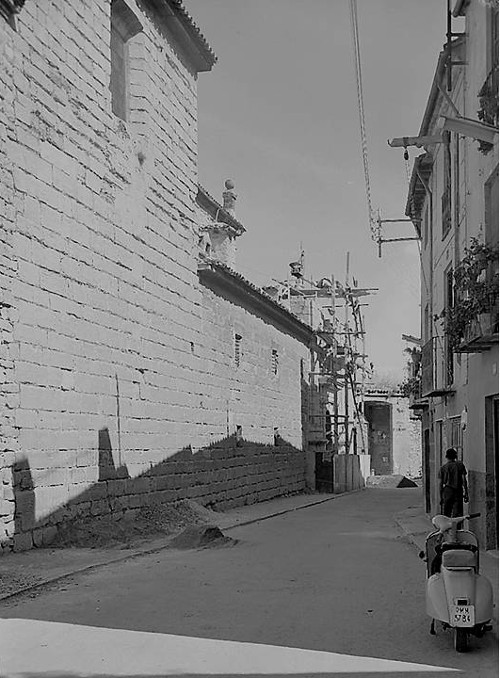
[271, 349, 279, 376]
[234, 333, 242, 367]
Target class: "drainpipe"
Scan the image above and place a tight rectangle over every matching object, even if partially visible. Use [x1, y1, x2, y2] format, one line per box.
[415, 165, 433, 341]
[415, 163, 434, 493]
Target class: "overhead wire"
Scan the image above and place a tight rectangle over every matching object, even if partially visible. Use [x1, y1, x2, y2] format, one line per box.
[348, 0, 378, 242]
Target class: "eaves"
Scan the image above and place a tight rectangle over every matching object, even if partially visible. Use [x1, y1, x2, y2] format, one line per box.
[196, 186, 246, 237]
[419, 37, 465, 137]
[144, 0, 216, 72]
[198, 259, 314, 347]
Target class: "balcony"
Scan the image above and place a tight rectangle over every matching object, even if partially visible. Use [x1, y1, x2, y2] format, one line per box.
[456, 311, 499, 353]
[443, 239, 499, 353]
[477, 66, 498, 154]
[408, 379, 428, 412]
[421, 337, 455, 398]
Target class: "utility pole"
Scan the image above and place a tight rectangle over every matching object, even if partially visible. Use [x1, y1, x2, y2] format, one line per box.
[331, 274, 339, 455]
[344, 252, 350, 454]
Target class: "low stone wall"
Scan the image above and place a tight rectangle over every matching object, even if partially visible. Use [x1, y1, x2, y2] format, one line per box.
[4, 437, 306, 552]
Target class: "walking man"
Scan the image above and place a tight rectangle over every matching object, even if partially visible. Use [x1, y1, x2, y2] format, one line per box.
[439, 447, 469, 517]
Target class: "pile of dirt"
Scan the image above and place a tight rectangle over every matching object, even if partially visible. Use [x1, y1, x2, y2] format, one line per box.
[366, 475, 418, 489]
[169, 525, 236, 550]
[50, 500, 223, 550]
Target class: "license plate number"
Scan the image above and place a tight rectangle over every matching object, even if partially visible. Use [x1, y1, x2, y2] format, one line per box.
[451, 605, 475, 627]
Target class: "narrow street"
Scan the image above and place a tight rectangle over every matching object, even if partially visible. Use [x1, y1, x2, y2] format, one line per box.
[0, 488, 498, 677]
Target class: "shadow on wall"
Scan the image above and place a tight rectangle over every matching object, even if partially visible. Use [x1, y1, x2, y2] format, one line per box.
[1, 428, 306, 553]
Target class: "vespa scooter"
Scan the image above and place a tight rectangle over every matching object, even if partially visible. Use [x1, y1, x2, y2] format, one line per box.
[421, 512, 493, 652]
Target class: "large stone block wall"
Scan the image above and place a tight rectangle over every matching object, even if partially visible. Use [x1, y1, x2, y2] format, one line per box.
[199, 281, 309, 450]
[12, 437, 306, 551]
[0, 2, 309, 551]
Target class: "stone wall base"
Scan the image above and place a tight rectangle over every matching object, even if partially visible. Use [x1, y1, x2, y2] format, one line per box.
[2, 437, 307, 553]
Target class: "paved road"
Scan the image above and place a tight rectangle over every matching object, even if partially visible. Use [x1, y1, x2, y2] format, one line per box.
[0, 488, 497, 677]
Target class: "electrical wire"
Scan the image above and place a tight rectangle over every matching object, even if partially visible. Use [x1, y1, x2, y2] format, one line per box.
[348, 0, 378, 241]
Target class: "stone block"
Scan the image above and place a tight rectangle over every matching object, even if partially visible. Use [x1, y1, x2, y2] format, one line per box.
[13, 530, 33, 552]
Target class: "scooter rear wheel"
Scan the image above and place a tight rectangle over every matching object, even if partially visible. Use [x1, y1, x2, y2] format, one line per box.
[454, 628, 468, 653]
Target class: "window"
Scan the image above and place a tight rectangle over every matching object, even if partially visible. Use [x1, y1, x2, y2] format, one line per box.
[423, 205, 429, 249]
[487, 3, 499, 74]
[449, 416, 463, 460]
[485, 166, 499, 252]
[271, 349, 279, 376]
[444, 266, 454, 384]
[234, 333, 242, 367]
[424, 304, 430, 343]
[110, 0, 142, 121]
[453, 134, 460, 229]
[441, 132, 452, 239]
[436, 420, 443, 466]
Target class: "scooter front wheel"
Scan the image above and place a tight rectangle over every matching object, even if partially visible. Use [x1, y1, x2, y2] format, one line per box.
[454, 628, 468, 653]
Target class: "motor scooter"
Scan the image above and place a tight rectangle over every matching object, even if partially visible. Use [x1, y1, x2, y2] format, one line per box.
[420, 512, 493, 652]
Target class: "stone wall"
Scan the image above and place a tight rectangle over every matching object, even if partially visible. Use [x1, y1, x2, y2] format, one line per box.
[0, 2, 309, 552]
[199, 278, 309, 450]
[391, 396, 422, 478]
[11, 437, 306, 551]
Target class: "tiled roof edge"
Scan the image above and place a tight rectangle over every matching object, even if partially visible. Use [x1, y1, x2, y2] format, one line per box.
[198, 258, 315, 342]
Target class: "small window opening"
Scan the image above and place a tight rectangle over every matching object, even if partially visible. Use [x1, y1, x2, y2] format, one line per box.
[271, 349, 279, 375]
[234, 333, 242, 367]
[110, 0, 142, 121]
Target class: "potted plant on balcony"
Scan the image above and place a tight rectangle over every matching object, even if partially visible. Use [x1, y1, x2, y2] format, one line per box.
[444, 239, 499, 349]
[399, 376, 421, 398]
[477, 65, 498, 155]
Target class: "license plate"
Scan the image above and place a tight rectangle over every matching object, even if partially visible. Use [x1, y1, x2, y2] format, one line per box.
[451, 605, 475, 627]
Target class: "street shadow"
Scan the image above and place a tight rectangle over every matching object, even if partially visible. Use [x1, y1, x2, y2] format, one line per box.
[98, 427, 129, 481]
[1, 430, 305, 552]
[12, 458, 35, 546]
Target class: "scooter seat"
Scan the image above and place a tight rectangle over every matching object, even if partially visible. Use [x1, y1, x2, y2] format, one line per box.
[442, 548, 476, 569]
[432, 515, 453, 532]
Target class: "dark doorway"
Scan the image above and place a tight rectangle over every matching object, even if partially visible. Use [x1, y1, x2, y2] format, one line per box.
[424, 428, 431, 513]
[315, 452, 333, 493]
[485, 395, 499, 549]
[364, 401, 392, 475]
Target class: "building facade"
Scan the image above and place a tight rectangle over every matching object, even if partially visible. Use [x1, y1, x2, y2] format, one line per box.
[0, 1, 318, 552]
[405, 0, 498, 548]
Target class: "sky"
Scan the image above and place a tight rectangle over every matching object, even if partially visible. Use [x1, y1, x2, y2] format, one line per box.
[184, 0, 451, 382]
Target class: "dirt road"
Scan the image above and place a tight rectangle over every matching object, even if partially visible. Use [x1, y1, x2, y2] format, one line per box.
[0, 488, 497, 677]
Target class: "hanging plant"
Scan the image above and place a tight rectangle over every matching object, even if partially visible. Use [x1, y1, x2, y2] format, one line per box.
[477, 65, 498, 155]
[444, 238, 499, 349]
[399, 376, 421, 398]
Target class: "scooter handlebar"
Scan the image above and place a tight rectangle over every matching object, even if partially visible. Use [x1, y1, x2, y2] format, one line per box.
[467, 512, 481, 519]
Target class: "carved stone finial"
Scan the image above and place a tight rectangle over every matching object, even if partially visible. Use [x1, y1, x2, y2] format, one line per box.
[222, 179, 237, 213]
